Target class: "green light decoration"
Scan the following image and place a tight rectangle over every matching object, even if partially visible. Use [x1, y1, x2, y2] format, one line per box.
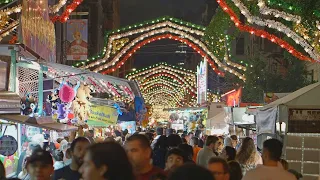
[73, 16, 206, 68]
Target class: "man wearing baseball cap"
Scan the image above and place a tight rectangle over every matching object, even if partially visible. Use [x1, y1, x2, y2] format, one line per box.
[26, 149, 54, 180]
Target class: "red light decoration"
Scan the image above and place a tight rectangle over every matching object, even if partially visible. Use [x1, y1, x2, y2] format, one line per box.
[50, 0, 83, 23]
[101, 34, 225, 76]
[216, 0, 314, 62]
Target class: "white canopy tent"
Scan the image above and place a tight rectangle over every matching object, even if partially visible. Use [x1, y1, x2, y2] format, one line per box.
[261, 82, 320, 110]
[206, 111, 229, 135]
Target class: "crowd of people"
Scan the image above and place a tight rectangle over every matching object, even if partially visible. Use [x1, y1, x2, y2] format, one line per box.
[0, 127, 303, 180]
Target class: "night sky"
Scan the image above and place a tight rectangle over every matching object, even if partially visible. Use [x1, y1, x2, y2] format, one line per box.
[119, 0, 217, 70]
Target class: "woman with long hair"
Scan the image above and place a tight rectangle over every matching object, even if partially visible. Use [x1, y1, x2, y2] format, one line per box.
[235, 137, 262, 175]
[79, 142, 135, 180]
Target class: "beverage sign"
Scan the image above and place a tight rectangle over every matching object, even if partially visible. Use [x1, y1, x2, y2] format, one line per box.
[197, 60, 208, 106]
[0, 135, 18, 156]
[20, 0, 56, 62]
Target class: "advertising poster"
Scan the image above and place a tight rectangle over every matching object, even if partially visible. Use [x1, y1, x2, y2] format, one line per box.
[66, 19, 88, 60]
[20, 0, 56, 62]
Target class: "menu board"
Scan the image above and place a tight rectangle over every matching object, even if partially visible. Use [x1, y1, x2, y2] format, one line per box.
[0, 135, 18, 156]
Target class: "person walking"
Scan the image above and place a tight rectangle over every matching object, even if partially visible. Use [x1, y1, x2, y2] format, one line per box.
[196, 135, 220, 167]
[243, 139, 295, 180]
[79, 142, 135, 180]
[125, 134, 166, 180]
[26, 149, 54, 180]
[53, 137, 90, 180]
[190, 137, 202, 162]
[236, 137, 262, 175]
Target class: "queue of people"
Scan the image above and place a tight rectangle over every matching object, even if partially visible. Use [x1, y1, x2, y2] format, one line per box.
[0, 127, 303, 180]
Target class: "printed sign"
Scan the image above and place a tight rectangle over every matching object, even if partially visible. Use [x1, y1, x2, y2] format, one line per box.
[0, 135, 18, 156]
[20, 0, 56, 62]
[66, 19, 88, 60]
[89, 105, 119, 125]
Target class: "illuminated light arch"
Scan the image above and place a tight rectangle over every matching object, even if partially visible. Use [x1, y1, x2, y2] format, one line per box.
[128, 65, 195, 79]
[230, 0, 319, 61]
[74, 17, 246, 80]
[100, 33, 225, 76]
[141, 79, 196, 97]
[216, 0, 316, 62]
[143, 74, 196, 95]
[138, 69, 195, 91]
[142, 79, 181, 89]
[148, 97, 177, 107]
[144, 91, 183, 106]
[142, 83, 185, 97]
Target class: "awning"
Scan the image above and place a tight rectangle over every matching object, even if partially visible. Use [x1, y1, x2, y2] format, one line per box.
[0, 115, 78, 132]
[206, 111, 228, 128]
[0, 91, 21, 114]
[261, 82, 320, 110]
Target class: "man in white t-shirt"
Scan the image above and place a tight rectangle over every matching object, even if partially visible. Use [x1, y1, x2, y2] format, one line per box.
[243, 139, 296, 180]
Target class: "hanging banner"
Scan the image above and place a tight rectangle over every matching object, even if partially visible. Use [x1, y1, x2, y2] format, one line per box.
[66, 19, 88, 60]
[223, 88, 242, 107]
[197, 60, 208, 106]
[88, 106, 118, 126]
[20, 0, 56, 62]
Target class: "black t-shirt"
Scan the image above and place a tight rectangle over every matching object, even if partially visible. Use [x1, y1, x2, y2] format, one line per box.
[53, 165, 81, 180]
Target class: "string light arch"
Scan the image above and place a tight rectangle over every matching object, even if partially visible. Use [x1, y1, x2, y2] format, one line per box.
[216, 0, 318, 62]
[73, 16, 246, 80]
[127, 63, 197, 108]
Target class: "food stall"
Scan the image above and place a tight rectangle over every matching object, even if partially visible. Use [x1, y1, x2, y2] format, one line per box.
[256, 82, 320, 179]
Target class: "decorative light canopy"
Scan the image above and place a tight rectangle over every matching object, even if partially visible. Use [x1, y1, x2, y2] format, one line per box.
[216, 0, 319, 62]
[73, 16, 246, 81]
[127, 62, 197, 108]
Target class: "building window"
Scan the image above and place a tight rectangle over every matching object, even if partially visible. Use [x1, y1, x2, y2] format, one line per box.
[236, 37, 245, 55]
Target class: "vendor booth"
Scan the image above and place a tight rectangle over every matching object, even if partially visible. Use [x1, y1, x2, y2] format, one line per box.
[256, 82, 320, 179]
[164, 107, 207, 132]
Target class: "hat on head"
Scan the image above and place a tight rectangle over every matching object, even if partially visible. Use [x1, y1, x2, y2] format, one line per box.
[28, 149, 53, 165]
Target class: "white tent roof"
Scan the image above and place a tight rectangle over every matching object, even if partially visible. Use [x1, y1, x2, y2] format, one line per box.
[261, 82, 320, 110]
[207, 111, 227, 129]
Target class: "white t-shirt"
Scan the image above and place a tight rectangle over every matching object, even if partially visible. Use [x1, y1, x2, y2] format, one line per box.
[243, 165, 296, 180]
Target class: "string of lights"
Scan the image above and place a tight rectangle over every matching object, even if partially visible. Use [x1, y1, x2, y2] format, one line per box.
[229, 0, 319, 61]
[216, 0, 315, 62]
